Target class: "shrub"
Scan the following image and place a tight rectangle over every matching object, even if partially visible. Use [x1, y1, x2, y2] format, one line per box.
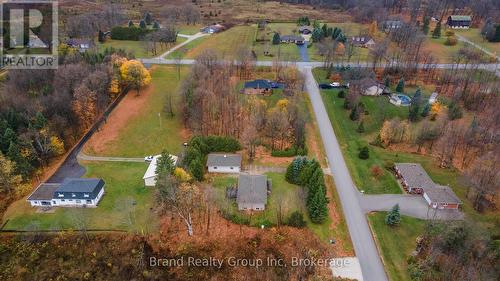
[358, 146, 369, 159]
[271, 145, 307, 157]
[385, 204, 401, 226]
[447, 101, 463, 120]
[371, 165, 383, 179]
[384, 160, 395, 171]
[111, 26, 152, 41]
[444, 36, 458, 46]
[444, 30, 455, 37]
[337, 90, 345, 98]
[286, 211, 307, 228]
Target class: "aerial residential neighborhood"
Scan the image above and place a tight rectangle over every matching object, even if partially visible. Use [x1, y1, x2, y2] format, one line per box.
[0, 0, 498, 281]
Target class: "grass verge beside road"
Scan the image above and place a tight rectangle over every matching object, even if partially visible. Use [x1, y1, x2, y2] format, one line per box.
[368, 212, 426, 281]
[98, 38, 187, 58]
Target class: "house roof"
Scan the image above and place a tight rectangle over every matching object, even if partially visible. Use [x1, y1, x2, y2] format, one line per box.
[299, 26, 312, 32]
[143, 154, 179, 179]
[27, 183, 61, 201]
[281, 35, 305, 42]
[350, 35, 373, 44]
[395, 163, 435, 190]
[424, 185, 461, 204]
[206, 153, 242, 167]
[449, 15, 471, 21]
[244, 79, 273, 89]
[237, 175, 268, 205]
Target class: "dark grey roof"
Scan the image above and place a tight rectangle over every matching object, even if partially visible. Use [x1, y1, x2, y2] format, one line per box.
[395, 163, 435, 190]
[27, 183, 61, 201]
[281, 35, 305, 42]
[206, 153, 242, 167]
[244, 79, 272, 89]
[349, 35, 373, 44]
[54, 178, 105, 200]
[424, 185, 461, 204]
[237, 175, 267, 205]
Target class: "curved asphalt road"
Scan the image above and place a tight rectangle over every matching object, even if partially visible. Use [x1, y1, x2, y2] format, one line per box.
[301, 66, 388, 281]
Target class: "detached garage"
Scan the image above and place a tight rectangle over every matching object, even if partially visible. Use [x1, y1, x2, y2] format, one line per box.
[423, 185, 461, 209]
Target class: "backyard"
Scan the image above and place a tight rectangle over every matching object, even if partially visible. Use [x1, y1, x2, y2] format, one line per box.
[368, 212, 426, 281]
[2, 162, 157, 232]
[454, 28, 500, 55]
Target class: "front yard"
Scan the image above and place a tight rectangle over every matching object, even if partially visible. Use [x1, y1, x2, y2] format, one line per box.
[97, 37, 187, 58]
[2, 162, 157, 232]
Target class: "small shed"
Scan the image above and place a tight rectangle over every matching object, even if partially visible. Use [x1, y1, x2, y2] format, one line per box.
[237, 174, 268, 211]
[206, 153, 242, 173]
[428, 92, 438, 104]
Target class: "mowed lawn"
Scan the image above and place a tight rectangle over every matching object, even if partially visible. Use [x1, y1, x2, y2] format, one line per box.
[455, 28, 500, 55]
[368, 212, 426, 281]
[185, 25, 257, 59]
[177, 24, 202, 35]
[100, 65, 188, 157]
[313, 68, 404, 194]
[97, 37, 187, 58]
[3, 162, 157, 232]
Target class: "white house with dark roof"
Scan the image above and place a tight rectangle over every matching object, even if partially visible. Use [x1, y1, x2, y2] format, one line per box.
[143, 154, 178, 186]
[237, 174, 268, 211]
[206, 153, 242, 173]
[27, 178, 105, 207]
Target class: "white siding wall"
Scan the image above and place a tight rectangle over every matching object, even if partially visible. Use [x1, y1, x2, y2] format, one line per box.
[238, 203, 265, 211]
[144, 176, 156, 187]
[29, 187, 105, 208]
[208, 166, 241, 174]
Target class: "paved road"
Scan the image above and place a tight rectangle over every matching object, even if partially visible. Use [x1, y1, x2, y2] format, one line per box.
[360, 194, 464, 220]
[155, 32, 208, 59]
[301, 66, 388, 281]
[456, 33, 499, 61]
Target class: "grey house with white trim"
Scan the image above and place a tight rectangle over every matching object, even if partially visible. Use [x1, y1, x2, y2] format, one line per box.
[28, 178, 105, 207]
[394, 163, 435, 194]
[207, 153, 242, 173]
[237, 174, 268, 211]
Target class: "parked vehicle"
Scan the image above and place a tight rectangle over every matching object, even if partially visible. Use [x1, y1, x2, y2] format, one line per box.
[144, 155, 154, 162]
[319, 83, 334, 89]
[330, 82, 341, 88]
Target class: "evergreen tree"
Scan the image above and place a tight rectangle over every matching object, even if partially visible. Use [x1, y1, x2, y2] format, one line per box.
[144, 12, 153, 25]
[308, 185, 328, 223]
[337, 90, 345, 98]
[384, 77, 390, 88]
[358, 146, 369, 159]
[422, 17, 430, 35]
[298, 159, 320, 186]
[287, 211, 306, 228]
[385, 204, 401, 226]
[409, 104, 420, 122]
[448, 101, 463, 120]
[286, 156, 307, 184]
[332, 27, 341, 40]
[396, 78, 405, 93]
[357, 121, 365, 133]
[311, 28, 323, 42]
[432, 22, 441, 38]
[321, 24, 328, 37]
[128, 20, 134, 27]
[32, 112, 47, 130]
[189, 158, 204, 181]
[156, 150, 175, 176]
[98, 30, 105, 43]
[139, 20, 147, 29]
[421, 103, 430, 117]
[272, 33, 281, 45]
[412, 88, 422, 105]
[152, 21, 160, 29]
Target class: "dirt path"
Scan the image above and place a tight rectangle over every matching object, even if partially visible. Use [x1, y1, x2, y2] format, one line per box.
[83, 85, 154, 155]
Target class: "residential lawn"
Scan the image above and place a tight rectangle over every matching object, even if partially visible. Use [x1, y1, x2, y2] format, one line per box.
[313, 67, 499, 233]
[185, 25, 257, 59]
[368, 212, 426, 281]
[165, 36, 208, 59]
[177, 24, 202, 35]
[422, 35, 466, 63]
[313, 68, 403, 194]
[454, 28, 500, 56]
[98, 65, 189, 157]
[97, 37, 187, 58]
[2, 162, 157, 233]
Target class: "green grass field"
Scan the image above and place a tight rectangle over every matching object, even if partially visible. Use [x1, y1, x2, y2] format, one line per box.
[185, 25, 257, 59]
[368, 212, 426, 281]
[97, 37, 187, 58]
[3, 162, 157, 233]
[165, 36, 208, 59]
[97, 65, 188, 157]
[455, 28, 500, 55]
[177, 24, 202, 35]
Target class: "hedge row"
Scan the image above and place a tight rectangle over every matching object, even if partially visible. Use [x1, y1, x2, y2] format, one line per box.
[110, 26, 152, 41]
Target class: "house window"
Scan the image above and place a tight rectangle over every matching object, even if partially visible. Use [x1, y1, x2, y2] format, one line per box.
[69, 199, 73, 202]
[213, 166, 217, 169]
[61, 199, 65, 202]
[84, 194, 89, 198]
[34, 201, 38, 204]
[86, 200, 92, 204]
[52, 201, 56, 204]
[58, 193, 64, 197]
[76, 200, 81, 203]
[72, 193, 76, 197]
[230, 167, 234, 170]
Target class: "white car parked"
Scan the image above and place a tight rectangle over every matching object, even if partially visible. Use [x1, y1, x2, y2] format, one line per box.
[144, 155, 154, 162]
[330, 82, 341, 88]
